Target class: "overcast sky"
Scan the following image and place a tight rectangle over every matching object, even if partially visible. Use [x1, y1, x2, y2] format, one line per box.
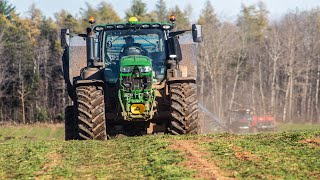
[7, 0, 320, 22]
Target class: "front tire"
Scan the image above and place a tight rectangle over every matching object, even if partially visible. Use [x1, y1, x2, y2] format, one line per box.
[75, 85, 107, 140]
[168, 83, 200, 135]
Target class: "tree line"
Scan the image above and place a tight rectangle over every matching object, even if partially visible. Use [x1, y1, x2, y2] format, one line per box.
[199, 1, 320, 123]
[0, 0, 319, 123]
[0, 0, 191, 123]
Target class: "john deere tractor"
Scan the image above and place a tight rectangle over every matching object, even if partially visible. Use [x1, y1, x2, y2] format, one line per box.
[61, 16, 202, 140]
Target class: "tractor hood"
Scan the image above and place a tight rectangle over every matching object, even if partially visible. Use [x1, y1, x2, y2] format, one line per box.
[120, 55, 152, 67]
[118, 55, 155, 121]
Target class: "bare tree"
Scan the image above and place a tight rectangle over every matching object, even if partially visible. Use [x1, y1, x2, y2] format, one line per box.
[265, 23, 284, 116]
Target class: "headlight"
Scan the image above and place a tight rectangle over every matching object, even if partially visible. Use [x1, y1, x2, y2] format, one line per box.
[162, 25, 171, 29]
[120, 66, 133, 73]
[140, 66, 152, 73]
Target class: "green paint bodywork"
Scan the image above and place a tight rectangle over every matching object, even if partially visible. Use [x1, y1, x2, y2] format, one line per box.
[95, 20, 169, 121]
[119, 55, 156, 120]
[120, 56, 152, 67]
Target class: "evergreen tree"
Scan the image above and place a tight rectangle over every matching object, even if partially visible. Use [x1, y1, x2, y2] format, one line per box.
[169, 5, 190, 30]
[155, 0, 168, 22]
[0, 0, 15, 18]
[237, 2, 269, 42]
[3, 16, 34, 123]
[26, 4, 42, 45]
[198, 0, 219, 27]
[97, 2, 121, 23]
[125, 0, 148, 21]
[55, 10, 81, 33]
[79, 2, 121, 31]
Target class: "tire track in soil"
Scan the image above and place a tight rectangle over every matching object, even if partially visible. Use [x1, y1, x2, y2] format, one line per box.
[48, 126, 57, 140]
[170, 139, 233, 180]
[300, 138, 320, 148]
[6, 126, 22, 138]
[34, 146, 62, 179]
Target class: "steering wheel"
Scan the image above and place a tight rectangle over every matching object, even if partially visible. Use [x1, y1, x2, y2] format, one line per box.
[123, 46, 148, 56]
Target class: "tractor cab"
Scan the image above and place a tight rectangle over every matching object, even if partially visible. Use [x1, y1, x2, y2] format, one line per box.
[94, 21, 170, 82]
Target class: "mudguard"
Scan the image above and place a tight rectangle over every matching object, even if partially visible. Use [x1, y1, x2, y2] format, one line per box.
[167, 76, 196, 84]
[74, 79, 105, 87]
[179, 34, 198, 78]
[62, 36, 87, 86]
[62, 35, 87, 99]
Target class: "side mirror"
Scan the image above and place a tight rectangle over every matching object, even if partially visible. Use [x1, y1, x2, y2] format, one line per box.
[170, 36, 182, 61]
[192, 24, 203, 43]
[61, 29, 70, 48]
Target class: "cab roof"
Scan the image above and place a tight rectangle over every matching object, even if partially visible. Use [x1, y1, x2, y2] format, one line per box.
[93, 22, 173, 32]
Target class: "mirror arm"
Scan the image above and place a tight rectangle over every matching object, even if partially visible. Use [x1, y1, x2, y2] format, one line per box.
[169, 29, 191, 37]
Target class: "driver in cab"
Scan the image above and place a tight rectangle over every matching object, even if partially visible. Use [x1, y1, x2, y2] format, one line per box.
[119, 36, 148, 58]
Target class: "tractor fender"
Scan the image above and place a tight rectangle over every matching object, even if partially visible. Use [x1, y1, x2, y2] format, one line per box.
[67, 80, 105, 103]
[167, 76, 196, 84]
[74, 79, 105, 88]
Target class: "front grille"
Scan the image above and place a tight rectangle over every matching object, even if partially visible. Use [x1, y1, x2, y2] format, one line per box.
[122, 74, 151, 91]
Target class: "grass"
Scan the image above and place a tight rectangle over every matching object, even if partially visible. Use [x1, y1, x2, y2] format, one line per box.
[0, 140, 59, 179]
[0, 123, 319, 179]
[277, 123, 320, 132]
[0, 137, 194, 179]
[51, 137, 193, 179]
[0, 124, 64, 141]
[0, 124, 193, 179]
[197, 131, 320, 179]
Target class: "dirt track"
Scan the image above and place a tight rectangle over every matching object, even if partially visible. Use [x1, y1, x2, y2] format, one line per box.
[35, 152, 61, 178]
[170, 139, 233, 180]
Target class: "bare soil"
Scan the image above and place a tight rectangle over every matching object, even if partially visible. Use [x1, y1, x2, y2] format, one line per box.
[34, 146, 62, 178]
[231, 146, 260, 162]
[48, 126, 58, 139]
[170, 139, 233, 180]
[301, 138, 320, 148]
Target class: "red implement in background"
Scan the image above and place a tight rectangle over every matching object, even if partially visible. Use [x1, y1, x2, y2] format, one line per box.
[228, 108, 276, 133]
[251, 115, 276, 132]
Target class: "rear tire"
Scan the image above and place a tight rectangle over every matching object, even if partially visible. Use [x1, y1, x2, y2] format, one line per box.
[65, 106, 76, 140]
[75, 85, 107, 140]
[168, 83, 200, 135]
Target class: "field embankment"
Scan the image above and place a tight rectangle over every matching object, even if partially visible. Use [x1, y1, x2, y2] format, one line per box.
[0, 124, 319, 179]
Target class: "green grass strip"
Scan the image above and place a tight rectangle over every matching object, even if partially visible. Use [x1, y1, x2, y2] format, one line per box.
[51, 136, 193, 179]
[200, 130, 320, 179]
[0, 140, 59, 179]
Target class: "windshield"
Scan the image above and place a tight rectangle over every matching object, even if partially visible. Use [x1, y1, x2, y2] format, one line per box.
[103, 29, 166, 63]
[103, 28, 167, 81]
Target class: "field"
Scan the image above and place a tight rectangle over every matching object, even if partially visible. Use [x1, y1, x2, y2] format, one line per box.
[0, 123, 319, 179]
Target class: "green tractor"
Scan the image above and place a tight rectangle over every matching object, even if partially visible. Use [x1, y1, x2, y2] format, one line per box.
[61, 16, 202, 140]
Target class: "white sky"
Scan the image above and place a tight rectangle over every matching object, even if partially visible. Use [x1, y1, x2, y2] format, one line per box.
[7, 0, 320, 22]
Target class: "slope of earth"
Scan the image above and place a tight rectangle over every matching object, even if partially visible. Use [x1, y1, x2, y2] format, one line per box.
[0, 124, 319, 179]
[0, 124, 64, 141]
[195, 131, 320, 179]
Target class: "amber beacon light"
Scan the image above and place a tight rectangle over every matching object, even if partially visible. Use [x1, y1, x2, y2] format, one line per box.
[169, 15, 176, 22]
[89, 16, 95, 24]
